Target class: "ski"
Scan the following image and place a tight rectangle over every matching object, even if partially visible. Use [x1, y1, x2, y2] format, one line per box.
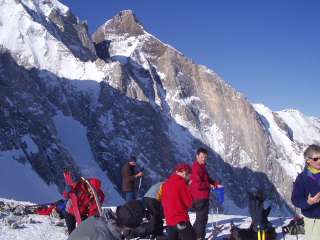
[80, 177, 103, 217]
[205, 225, 226, 240]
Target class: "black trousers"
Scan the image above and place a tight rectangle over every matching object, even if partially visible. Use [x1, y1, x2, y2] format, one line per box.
[192, 199, 209, 239]
[143, 197, 164, 236]
[65, 212, 87, 234]
[167, 221, 196, 240]
[65, 212, 76, 234]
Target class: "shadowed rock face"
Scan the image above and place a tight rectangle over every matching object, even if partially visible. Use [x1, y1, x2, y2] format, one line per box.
[48, 9, 97, 60]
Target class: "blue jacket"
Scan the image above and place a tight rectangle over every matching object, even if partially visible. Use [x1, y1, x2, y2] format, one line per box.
[144, 182, 163, 200]
[291, 169, 320, 218]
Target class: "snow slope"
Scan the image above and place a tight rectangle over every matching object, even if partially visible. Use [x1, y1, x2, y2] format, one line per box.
[53, 112, 124, 206]
[0, 199, 304, 240]
[0, 150, 61, 204]
[253, 104, 320, 179]
[253, 104, 304, 178]
[0, 0, 108, 80]
[277, 109, 320, 145]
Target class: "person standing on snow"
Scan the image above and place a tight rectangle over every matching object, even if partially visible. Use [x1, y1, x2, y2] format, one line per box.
[190, 148, 223, 240]
[162, 163, 196, 240]
[64, 177, 105, 234]
[121, 156, 143, 202]
[292, 144, 320, 240]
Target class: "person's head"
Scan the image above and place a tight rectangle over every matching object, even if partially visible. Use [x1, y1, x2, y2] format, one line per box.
[128, 156, 137, 166]
[304, 145, 320, 170]
[175, 163, 192, 182]
[196, 148, 208, 165]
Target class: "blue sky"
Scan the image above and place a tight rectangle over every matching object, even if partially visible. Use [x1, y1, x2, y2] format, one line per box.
[61, 0, 320, 117]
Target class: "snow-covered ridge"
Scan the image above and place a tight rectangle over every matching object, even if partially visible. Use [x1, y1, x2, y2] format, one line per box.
[19, 0, 69, 17]
[277, 109, 320, 145]
[0, 0, 107, 81]
[253, 103, 320, 178]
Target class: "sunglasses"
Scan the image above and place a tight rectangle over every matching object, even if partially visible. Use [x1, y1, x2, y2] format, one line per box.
[309, 157, 320, 162]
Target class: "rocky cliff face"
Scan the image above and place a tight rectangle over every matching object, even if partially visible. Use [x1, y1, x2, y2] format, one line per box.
[0, 1, 319, 212]
[92, 10, 295, 211]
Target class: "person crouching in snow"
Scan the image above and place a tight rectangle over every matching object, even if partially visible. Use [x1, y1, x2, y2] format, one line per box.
[143, 181, 165, 237]
[162, 163, 196, 240]
[64, 178, 105, 234]
[292, 144, 320, 240]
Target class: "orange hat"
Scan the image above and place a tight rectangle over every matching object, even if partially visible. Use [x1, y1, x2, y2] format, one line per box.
[175, 163, 192, 173]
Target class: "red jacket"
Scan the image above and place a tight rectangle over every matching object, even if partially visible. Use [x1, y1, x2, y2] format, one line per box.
[161, 173, 193, 226]
[190, 161, 219, 201]
[67, 180, 105, 218]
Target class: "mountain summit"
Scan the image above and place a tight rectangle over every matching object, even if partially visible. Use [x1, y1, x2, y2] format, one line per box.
[94, 10, 145, 43]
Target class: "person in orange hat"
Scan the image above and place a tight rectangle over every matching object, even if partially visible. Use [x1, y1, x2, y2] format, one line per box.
[162, 163, 196, 240]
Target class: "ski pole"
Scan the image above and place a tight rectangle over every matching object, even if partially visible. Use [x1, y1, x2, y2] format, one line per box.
[138, 176, 142, 191]
[294, 208, 299, 240]
[215, 207, 219, 227]
[262, 230, 266, 240]
[137, 165, 144, 199]
[257, 226, 261, 240]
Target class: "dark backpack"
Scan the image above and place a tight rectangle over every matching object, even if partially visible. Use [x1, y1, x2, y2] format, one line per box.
[229, 190, 277, 240]
[116, 200, 145, 228]
[282, 217, 305, 235]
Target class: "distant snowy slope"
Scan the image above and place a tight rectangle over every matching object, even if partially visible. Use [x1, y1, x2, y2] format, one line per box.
[0, 151, 60, 203]
[277, 109, 320, 145]
[253, 104, 320, 179]
[0, 0, 105, 80]
[53, 112, 124, 206]
[253, 104, 303, 178]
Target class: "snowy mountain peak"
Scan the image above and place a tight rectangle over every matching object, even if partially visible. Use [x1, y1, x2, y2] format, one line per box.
[94, 9, 145, 42]
[15, 0, 69, 18]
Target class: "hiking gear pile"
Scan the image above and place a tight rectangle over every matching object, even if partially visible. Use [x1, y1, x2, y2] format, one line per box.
[282, 216, 305, 235]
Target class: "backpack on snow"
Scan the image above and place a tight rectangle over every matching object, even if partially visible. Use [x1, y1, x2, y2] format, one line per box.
[230, 190, 277, 240]
[116, 200, 145, 228]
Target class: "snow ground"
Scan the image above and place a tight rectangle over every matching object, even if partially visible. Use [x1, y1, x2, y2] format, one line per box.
[0, 199, 304, 240]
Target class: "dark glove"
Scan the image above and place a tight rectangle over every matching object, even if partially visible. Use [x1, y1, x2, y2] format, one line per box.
[177, 222, 187, 230]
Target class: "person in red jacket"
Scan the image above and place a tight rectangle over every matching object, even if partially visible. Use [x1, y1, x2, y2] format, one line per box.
[190, 148, 223, 240]
[64, 178, 105, 234]
[162, 163, 196, 240]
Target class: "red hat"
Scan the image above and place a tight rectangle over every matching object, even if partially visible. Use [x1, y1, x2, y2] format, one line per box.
[175, 163, 192, 173]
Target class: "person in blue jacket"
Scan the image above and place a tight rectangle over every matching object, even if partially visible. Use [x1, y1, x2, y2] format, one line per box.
[291, 144, 320, 240]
